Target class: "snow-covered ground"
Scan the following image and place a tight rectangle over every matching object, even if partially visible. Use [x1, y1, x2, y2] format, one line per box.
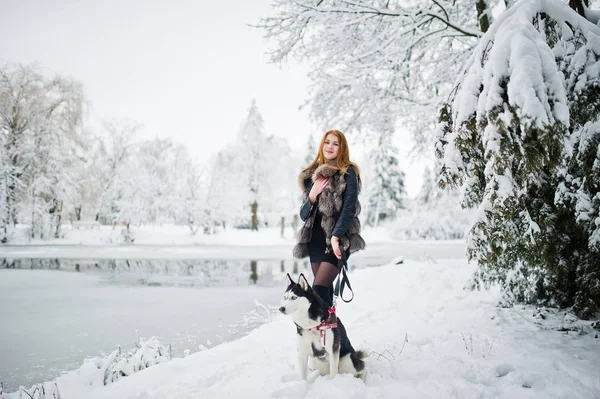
[4, 250, 599, 398]
[1, 225, 465, 263]
[3, 224, 327, 247]
[2, 227, 598, 398]
[2, 225, 458, 392]
[69, 258, 598, 399]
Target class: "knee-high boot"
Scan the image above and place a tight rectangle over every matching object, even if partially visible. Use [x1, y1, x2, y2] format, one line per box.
[312, 284, 332, 306]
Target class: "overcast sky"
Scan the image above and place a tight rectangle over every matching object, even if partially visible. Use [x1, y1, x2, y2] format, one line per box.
[0, 0, 430, 197]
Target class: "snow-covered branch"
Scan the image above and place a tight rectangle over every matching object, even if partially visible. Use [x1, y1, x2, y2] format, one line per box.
[258, 0, 485, 145]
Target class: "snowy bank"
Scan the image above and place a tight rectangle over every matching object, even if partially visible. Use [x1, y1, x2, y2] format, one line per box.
[21, 257, 599, 399]
[0, 227, 466, 262]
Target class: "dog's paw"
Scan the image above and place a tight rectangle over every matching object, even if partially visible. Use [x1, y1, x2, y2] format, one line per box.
[307, 369, 322, 382]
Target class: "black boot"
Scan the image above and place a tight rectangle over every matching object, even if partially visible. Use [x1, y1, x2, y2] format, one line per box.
[328, 284, 334, 305]
[313, 284, 332, 307]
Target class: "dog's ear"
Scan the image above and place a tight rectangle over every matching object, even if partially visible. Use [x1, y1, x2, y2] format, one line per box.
[286, 273, 295, 286]
[298, 273, 310, 291]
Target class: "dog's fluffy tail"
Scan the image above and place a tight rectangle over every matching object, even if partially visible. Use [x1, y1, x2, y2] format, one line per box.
[351, 350, 367, 372]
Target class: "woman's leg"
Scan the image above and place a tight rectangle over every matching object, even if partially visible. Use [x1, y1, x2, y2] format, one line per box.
[313, 262, 338, 305]
[311, 262, 327, 303]
[314, 262, 338, 286]
[311, 262, 320, 278]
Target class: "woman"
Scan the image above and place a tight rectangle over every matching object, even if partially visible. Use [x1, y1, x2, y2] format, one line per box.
[293, 130, 365, 306]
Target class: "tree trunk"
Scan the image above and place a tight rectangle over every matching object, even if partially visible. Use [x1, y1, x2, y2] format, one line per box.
[476, 0, 490, 33]
[280, 216, 285, 238]
[1, 189, 9, 243]
[569, 0, 589, 17]
[251, 201, 258, 231]
[374, 193, 382, 228]
[54, 199, 63, 238]
[31, 198, 35, 239]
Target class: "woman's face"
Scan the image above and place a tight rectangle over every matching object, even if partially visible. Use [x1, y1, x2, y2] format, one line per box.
[322, 133, 340, 161]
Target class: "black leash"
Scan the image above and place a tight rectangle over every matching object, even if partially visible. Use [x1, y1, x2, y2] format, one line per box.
[333, 248, 354, 304]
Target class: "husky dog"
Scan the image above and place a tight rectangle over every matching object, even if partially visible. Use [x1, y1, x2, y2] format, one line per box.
[279, 273, 366, 380]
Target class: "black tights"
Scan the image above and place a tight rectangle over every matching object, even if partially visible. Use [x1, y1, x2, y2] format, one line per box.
[311, 261, 338, 286]
[311, 262, 338, 305]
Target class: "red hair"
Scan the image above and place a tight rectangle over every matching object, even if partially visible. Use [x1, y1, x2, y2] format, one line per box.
[303, 130, 362, 187]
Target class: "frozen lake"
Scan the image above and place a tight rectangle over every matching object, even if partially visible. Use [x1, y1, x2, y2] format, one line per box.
[0, 241, 466, 392]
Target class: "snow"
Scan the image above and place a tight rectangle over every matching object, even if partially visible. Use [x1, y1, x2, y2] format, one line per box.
[1, 227, 463, 393]
[390, 198, 475, 241]
[0, 268, 284, 392]
[5, 224, 294, 247]
[4, 247, 599, 398]
[458, 0, 575, 130]
[437, 0, 600, 281]
[1, 225, 459, 261]
[451, 0, 600, 138]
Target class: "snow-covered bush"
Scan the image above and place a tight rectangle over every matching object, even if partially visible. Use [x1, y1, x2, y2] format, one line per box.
[103, 337, 170, 385]
[436, 0, 600, 318]
[2, 337, 170, 399]
[4, 381, 60, 399]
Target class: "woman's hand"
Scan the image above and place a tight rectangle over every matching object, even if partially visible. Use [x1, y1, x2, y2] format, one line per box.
[331, 236, 342, 259]
[309, 177, 329, 203]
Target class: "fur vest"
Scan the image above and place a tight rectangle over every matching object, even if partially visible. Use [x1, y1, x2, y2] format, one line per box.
[293, 164, 365, 259]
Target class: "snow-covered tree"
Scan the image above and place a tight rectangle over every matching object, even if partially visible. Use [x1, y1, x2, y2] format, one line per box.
[364, 128, 406, 227]
[416, 166, 438, 207]
[303, 134, 317, 166]
[170, 146, 219, 235]
[206, 150, 245, 229]
[205, 102, 301, 230]
[260, 135, 302, 229]
[137, 137, 174, 223]
[0, 64, 85, 240]
[238, 100, 269, 230]
[436, 0, 600, 318]
[258, 0, 495, 147]
[96, 119, 139, 225]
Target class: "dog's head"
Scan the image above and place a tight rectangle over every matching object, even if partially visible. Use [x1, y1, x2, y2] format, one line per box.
[279, 273, 314, 315]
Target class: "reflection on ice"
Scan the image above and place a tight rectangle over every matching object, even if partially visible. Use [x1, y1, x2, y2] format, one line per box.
[1, 258, 307, 286]
[0, 258, 309, 392]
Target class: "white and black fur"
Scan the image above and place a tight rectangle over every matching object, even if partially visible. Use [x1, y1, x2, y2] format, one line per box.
[279, 273, 366, 380]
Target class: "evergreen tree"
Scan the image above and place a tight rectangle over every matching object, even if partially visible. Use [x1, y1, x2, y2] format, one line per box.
[416, 166, 437, 207]
[436, 0, 600, 318]
[238, 99, 268, 231]
[365, 129, 406, 227]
